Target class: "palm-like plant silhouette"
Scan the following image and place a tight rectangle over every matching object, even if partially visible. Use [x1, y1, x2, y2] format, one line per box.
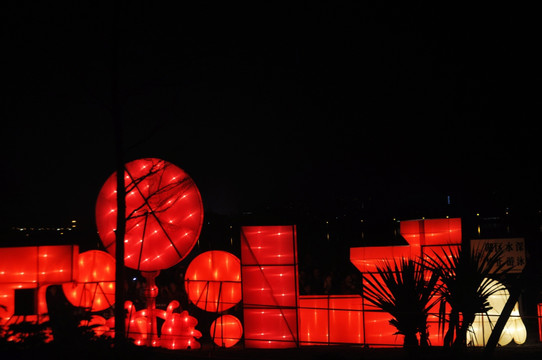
[423, 245, 508, 348]
[362, 258, 440, 348]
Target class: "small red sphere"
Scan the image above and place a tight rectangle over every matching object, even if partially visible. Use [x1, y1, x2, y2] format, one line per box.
[210, 315, 243, 348]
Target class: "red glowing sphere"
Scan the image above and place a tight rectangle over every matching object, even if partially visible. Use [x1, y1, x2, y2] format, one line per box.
[210, 315, 243, 348]
[62, 250, 116, 311]
[95, 158, 204, 271]
[184, 250, 241, 312]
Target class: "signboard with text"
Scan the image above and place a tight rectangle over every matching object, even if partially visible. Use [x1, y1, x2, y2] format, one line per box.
[471, 238, 526, 274]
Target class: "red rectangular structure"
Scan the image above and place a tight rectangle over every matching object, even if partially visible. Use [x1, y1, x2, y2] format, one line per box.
[0, 245, 79, 321]
[399, 218, 461, 246]
[298, 295, 363, 345]
[241, 225, 299, 348]
[350, 246, 412, 273]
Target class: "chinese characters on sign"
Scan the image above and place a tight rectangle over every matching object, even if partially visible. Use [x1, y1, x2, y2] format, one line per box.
[471, 238, 526, 274]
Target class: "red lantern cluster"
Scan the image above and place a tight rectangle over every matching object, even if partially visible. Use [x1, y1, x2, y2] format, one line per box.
[184, 250, 243, 347]
[160, 300, 202, 350]
[5, 173, 523, 353]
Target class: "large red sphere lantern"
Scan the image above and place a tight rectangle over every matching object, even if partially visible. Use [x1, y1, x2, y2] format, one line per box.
[62, 250, 116, 312]
[95, 158, 203, 271]
[184, 250, 241, 312]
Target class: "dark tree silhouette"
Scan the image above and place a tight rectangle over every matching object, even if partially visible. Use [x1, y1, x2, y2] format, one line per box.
[423, 245, 509, 348]
[362, 258, 440, 348]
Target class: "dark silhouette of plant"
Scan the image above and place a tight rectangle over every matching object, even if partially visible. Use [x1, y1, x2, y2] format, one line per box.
[423, 245, 508, 348]
[362, 258, 440, 348]
[1, 321, 49, 349]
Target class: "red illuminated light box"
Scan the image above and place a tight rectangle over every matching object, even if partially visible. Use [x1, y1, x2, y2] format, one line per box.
[298, 295, 363, 345]
[0, 245, 78, 323]
[400, 217, 461, 261]
[241, 225, 299, 348]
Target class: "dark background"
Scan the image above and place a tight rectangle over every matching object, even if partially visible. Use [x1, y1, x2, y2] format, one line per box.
[2, 2, 538, 233]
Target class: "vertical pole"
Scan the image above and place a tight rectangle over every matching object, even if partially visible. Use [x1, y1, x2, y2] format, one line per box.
[142, 271, 160, 347]
[112, 0, 126, 348]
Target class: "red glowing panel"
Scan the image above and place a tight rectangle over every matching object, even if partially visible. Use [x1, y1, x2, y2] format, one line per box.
[426, 303, 446, 347]
[210, 315, 243, 348]
[298, 296, 328, 345]
[0, 245, 78, 320]
[398, 220, 423, 255]
[421, 244, 460, 264]
[538, 303, 542, 342]
[184, 250, 241, 312]
[241, 226, 297, 265]
[363, 309, 402, 346]
[243, 309, 298, 349]
[0, 245, 78, 284]
[62, 250, 115, 311]
[328, 295, 363, 344]
[242, 266, 297, 308]
[241, 225, 299, 349]
[95, 158, 203, 271]
[298, 295, 363, 345]
[422, 218, 462, 245]
[350, 218, 462, 274]
[400, 218, 461, 247]
[349, 246, 412, 274]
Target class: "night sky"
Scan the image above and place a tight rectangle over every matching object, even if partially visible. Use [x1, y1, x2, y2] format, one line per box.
[2, 2, 538, 231]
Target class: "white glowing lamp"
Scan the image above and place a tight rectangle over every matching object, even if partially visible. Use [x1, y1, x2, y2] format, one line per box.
[469, 279, 527, 346]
